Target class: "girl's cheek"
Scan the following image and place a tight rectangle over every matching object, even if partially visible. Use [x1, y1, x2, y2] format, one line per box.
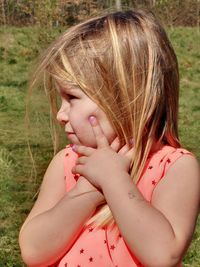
[70, 114, 96, 146]
[93, 108, 116, 141]
[70, 102, 115, 146]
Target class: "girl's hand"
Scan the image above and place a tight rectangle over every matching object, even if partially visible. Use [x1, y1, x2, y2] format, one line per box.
[72, 116, 134, 189]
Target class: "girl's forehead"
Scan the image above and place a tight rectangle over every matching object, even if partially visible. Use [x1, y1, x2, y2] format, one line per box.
[55, 80, 81, 93]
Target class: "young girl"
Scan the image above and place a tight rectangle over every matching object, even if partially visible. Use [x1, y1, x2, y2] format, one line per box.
[19, 9, 200, 267]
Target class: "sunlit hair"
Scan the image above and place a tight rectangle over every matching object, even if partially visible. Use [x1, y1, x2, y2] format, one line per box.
[30, 9, 180, 229]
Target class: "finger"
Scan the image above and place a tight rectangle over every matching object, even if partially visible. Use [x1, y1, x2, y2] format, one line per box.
[71, 165, 76, 174]
[72, 165, 84, 176]
[110, 136, 121, 152]
[118, 137, 134, 154]
[129, 138, 134, 146]
[88, 116, 109, 148]
[72, 144, 94, 156]
[76, 156, 87, 165]
[118, 144, 130, 155]
[125, 147, 134, 161]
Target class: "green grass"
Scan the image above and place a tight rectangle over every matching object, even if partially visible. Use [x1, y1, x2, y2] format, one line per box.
[0, 26, 199, 266]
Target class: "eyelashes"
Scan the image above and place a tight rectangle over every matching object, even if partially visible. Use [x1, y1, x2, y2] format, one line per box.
[62, 93, 77, 101]
[67, 94, 77, 100]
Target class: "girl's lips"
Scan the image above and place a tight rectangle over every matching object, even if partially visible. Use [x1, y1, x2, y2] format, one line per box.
[66, 132, 76, 138]
[65, 129, 75, 134]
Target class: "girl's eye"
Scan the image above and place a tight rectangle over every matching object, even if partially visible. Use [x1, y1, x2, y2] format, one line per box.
[67, 94, 76, 100]
[64, 94, 77, 101]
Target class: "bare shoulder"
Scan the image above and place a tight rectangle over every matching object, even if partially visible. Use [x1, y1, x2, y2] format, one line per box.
[20, 148, 67, 230]
[152, 154, 200, 204]
[152, 154, 200, 250]
[41, 148, 67, 188]
[36, 148, 68, 201]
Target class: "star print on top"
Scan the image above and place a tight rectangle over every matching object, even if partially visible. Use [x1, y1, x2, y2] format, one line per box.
[56, 145, 192, 267]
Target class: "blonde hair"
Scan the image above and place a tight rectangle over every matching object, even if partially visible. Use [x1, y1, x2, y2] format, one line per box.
[30, 9, 180, 229]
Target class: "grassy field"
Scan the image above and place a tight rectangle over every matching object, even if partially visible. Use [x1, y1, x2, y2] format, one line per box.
[0, 26, 199, 266]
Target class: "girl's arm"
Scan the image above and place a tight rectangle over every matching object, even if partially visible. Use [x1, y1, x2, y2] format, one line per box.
[19, 149, 104, 267]
[101, 155, 200, 267]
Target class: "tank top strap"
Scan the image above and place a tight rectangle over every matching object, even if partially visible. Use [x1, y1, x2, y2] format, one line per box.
[137, 146, 194, 201]
[64, 144, 79, 192]
[159, 146, 193, 176]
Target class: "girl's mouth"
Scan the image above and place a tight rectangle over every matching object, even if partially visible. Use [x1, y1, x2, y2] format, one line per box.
[66, 132, 76, 140]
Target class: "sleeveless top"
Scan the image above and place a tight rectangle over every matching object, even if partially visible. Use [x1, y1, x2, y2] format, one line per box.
[56, 145, 192, 267]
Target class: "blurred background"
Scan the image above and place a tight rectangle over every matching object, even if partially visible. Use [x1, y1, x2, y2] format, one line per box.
[0, 0, 199, 266]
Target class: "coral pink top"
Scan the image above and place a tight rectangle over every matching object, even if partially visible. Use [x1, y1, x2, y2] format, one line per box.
[57, 145, 192, 267]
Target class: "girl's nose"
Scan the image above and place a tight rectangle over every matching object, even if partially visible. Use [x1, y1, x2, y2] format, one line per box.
[56, 108, 69, 125]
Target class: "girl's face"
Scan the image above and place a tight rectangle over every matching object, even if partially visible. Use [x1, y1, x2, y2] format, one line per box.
[56, 83, 116, 147]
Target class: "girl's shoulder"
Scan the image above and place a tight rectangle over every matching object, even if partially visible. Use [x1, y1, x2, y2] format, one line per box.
[151, 145, 200, 216]
[151, 145, 200, 196]
[41, 147, 67, 178]
[138, 145, 199, 201]
[63, 144, 79, 192]
[19, 148, 68, 232]
[150, 147, 199, 254]
[41, 147, 68, 189]
[160, 145, 200, 186]
[150, 145, 194, 163]
[147, 145, 197, 175]
[157, 145, 199, 181]
[64, 144, 79, 169]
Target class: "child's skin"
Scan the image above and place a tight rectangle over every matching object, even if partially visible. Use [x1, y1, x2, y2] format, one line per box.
[19, 85, 131, 265]
[72, 117, 200, 266]
[19, 84, 200, 267]
[56, 82, 116, 147]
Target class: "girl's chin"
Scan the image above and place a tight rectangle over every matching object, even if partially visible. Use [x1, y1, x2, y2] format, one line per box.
[66, 133, 97, 147]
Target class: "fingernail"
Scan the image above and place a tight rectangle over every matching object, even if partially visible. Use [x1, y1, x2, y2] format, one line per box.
[129, 138, 134, 145]
[74, 174, 80, 181]
[72, 144, 76, 151]
[88, 115, 96, 125]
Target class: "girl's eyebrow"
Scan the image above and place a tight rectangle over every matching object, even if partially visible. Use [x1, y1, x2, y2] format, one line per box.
[55, 81, 75, 91]
[55, 81, 83, 95]
[64, 86, 82, 94]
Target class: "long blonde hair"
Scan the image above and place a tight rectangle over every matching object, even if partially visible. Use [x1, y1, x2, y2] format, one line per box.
[30, 9, 180, 228]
